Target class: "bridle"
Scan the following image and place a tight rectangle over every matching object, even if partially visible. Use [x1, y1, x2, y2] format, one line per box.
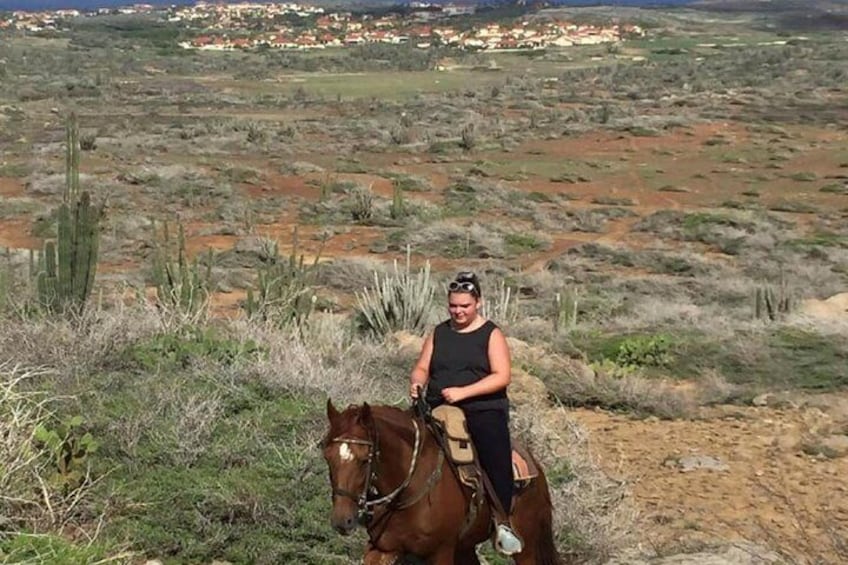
[327, 416, 442, 524]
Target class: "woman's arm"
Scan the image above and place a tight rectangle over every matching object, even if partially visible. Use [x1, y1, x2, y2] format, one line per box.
[409, 331, 434, 398]
[442, 328, 511, 403]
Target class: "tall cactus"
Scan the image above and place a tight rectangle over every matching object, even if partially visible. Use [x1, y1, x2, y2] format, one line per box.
[390, 181, 406, 220]
[36, 113, 102, 315]
[754, 277, 793, 322]
[0, 248, 11, 312]
[244, 226, 320, 328]
[553, 288, 579, 334]
[151, 219, 211, 315]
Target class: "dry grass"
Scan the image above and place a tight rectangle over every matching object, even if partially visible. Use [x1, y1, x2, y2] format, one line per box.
[545, 364, 696, 420]
[0, 363, 53, 522]
[147, 386, 224, 467]
[231, 315, 407, 403]
[513, 402, 638, 563]
[0, 362, 102, 536]
[0, 304, 163, 376]
[315, 256, 393, 293]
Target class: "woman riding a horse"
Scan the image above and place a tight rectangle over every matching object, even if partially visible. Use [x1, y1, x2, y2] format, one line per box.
[321, 272, 561, 565]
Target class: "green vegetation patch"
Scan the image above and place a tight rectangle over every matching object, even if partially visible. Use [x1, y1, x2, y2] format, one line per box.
[667, 328, 848, 391]
[0, 163, 31, 177]
[573, 326, 847, 394]
[566, 243, 711, 277]
[635, 210, 791, 254]
[784, 231, 848, 249]
[575, 332, 676, 375]
[504, 232, 547, 254]
[819, 183, 848, 195]
[127, 327, 264, 371]
[0, 534, 114, 564]
[93, 391, 358, 564]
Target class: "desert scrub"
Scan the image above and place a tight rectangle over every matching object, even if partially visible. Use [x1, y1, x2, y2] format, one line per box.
[573, 332, 676, 374]
[504, 232, 549, 254]
[384, 173, 431, 193]
[383, 221, 549, 260]
[441, 177, 536, 219]
[0, 364, 53, 525]
[126, 327, 264, 371]
[301, 184, 438, 227]
[85, 380, 362, 564]
[634, 209, 793, 254]
[658, 326, 848, 392]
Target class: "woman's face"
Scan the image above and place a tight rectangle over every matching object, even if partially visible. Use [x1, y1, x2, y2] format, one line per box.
[448, 291, 480, 328]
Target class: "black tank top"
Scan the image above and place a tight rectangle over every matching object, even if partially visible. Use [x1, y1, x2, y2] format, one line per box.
[426, 319, 509, 412]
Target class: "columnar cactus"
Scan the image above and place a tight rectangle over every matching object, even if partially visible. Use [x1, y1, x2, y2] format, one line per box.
[244, 226, 319, 328]
[390, 181, 405, 220]
[553, 288, 579, 334]
[755, 282, 793, 322]
[36, 114, 102, 315]
[151, 220, 211, 315]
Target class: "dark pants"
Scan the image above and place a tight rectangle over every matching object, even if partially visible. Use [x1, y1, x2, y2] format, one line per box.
[465, 409, 513, 516]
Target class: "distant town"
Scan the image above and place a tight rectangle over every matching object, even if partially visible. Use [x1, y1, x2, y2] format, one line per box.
[1, 1, 645, 51]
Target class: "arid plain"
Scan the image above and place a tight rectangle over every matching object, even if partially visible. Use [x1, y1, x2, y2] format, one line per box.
[1, 3, 847, 564]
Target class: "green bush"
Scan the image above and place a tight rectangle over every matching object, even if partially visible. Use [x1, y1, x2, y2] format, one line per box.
[615, 334, 674, 369]
[504, 232, 547, 254]
[34, 415, 99, 495]
[127, 328, 264, 370]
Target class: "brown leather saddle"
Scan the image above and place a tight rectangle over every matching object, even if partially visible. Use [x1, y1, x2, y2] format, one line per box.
[430, 405, 539, 494]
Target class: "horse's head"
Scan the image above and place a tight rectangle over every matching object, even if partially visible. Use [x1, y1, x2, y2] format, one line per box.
[321, 399, 376, 535]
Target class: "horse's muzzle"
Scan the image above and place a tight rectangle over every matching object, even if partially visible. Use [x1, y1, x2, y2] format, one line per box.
[331, 514, 357, 535]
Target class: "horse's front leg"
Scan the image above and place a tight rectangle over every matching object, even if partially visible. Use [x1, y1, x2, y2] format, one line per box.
[363, 546, 402, 565]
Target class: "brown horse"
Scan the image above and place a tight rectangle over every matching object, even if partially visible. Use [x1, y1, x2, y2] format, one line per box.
[321, 400, 562, 565]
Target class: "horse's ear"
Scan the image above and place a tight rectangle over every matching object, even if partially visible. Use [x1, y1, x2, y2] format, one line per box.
[327, 398, 340, 421]
[359, 402, 373, 425]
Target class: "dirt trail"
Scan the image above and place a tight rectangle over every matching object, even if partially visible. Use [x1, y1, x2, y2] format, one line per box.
[570, 401, 848, 560]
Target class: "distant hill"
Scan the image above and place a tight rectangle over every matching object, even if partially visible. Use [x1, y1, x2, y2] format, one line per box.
[0, 0, 701, 13]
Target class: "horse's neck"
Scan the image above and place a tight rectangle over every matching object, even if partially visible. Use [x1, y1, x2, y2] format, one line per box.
[373, 411, 422, 491]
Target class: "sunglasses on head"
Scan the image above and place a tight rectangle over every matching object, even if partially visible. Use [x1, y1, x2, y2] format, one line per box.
[448, 280, 477, 293]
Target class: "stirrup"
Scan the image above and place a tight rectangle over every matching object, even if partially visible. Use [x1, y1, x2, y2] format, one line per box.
[494, 523, 523, 556]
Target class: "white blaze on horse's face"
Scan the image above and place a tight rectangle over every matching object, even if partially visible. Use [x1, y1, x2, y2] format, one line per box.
[338, 442, 355, 462]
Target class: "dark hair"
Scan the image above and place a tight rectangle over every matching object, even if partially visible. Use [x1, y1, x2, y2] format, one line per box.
[448, 271, 481, 298]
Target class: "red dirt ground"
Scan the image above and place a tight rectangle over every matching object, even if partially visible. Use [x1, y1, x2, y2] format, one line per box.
[0, 178, 25, 197]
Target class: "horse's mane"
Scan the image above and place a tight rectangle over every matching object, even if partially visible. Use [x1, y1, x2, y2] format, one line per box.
[330, 403, 417, 445]
[371, 404, 418, 443]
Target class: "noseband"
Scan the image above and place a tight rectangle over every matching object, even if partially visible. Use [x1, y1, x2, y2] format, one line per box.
[328, 418, 428, 523]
